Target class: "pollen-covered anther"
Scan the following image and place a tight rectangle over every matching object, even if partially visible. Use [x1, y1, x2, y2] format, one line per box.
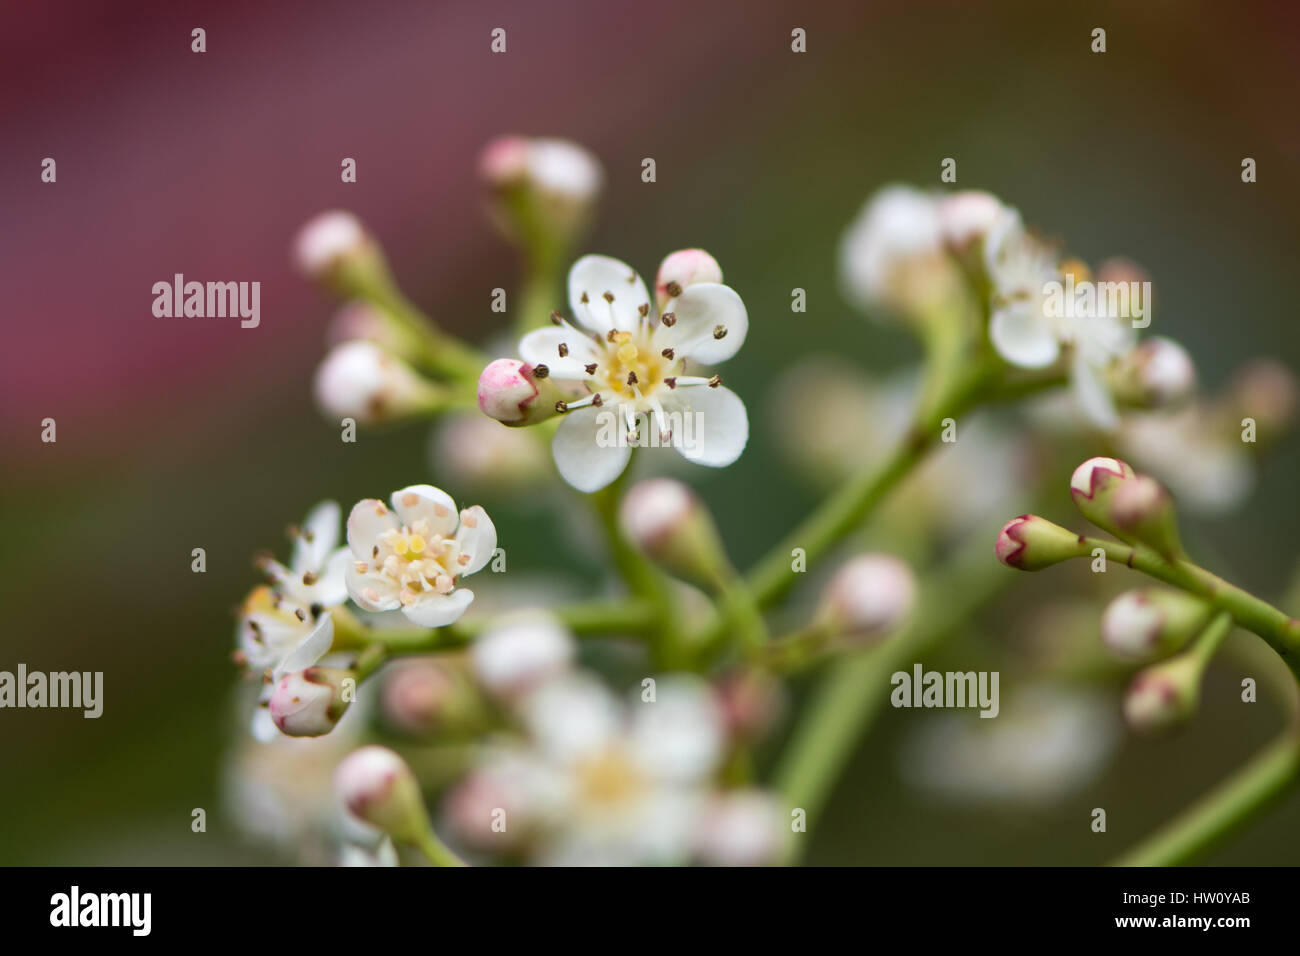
[557, 343, 569, 357]
[592, 394, 604, 406]
[665, 377, 677, 389]
[533, 363, 550, 379]
[606, 329, 619, 342]
[638, 303, 650, 318]
[602, 291, 615, 303]
[660, 312, 676, 327]
[626, 371, 638, 386]
[666, 281, 683, 298]
[294, 608, 307, 622]
[713, 325, 727, 340]
[302, 571, 318, 586]
[550, 310, 564, 325]
[661, 348, 675, 359]
[708, 375, 722, 388]
[585, 363, 598, 375]
[555, 400, 569, 413]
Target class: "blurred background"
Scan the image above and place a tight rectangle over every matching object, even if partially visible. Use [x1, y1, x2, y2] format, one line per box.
[3, 0, 1300, 864]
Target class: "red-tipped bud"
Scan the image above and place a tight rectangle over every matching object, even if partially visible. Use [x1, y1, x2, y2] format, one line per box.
[1069, 457, 1138, 537]
[334, 745, 430, 845]
[655, 249, 723, 311]
[619, 478, 727, 586]
[1111, 336, 1196, 408]
[477, 358, 582, 427]
[1101, 589, 1212, 662]
[268, 666, 354, 737]
[819, 553, 917, 643]
[995, 515, 1088, 571]
[1123, 655, 1203, 734]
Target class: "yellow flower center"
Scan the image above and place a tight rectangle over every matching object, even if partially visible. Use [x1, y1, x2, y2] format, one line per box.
[576, 749, 642, 806]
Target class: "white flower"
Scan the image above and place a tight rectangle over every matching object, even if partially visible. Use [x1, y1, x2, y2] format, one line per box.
[519, 254, 749, 492]
[694, 790, 787, 866]
[984, 208, 1064, 369]
[344, 485, 496, 628]
[255, 501, 351, 610]
[480, 136, 603, 204]
[236, 586, 334, 684]
[1118, 405, 1254, 515]
[839, 185, 946, 315]
[470, 611, 576, 698]
[447, 672, 733, 865]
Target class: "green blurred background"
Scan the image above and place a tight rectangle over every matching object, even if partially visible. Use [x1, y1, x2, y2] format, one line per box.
[3, 0, 1299, 863]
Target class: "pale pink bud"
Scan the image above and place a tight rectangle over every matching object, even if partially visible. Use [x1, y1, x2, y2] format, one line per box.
[477, 358, 576, 427]
[655, 248, 723, 311]
[821, 553, 916, 643]
[470, 612, 575, 698]
[714, 668, 786, 742]
[1069, 456, 1136, 536]
[293, 210, 369, 281]
[619, 478, 726, 585]
[1101, 589, 1211, 662]
[334, 745, 429, 844]
[1112, 336, 1196, 407]
[695, 790, 786, 866]
[268, 666, 353, 737]
[479, 136, 603, 245]
[313, 341, 436, 425]
[1123, 656, 1202, 734]
[380, 659, 460, 736]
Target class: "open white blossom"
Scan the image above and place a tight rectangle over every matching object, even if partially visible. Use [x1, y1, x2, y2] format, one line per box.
[446, 672, 757, 865]
[256, 501, 351, 610]
[344, 485, 496, 628]
[519, 254, 749, 493]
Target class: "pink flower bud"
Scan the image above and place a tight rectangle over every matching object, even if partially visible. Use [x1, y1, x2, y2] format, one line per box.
[313, 341, 437, 425]
[655, 248, 723, 311]
[1069, 456, 1137, 536]
[1226, 358, 1299, 443]
[619, 478, 726, 586]
[380, 658, 462, 736]
[1123, 655, 1202, 734]
[938, 190, 1005, 248]
[477, 358, 576, 427]
[714, 668, 786, 742]
[334, 745, 430, 844]
[269, 667, 353, 737]
[1101, 589, 1211, 662]
[479, 136, 603, 246]
[293, 210, 370, 281]
[1110, 473, 1184, 558]
[820, 553, 917, 643]
[995, 514, 1088, 571]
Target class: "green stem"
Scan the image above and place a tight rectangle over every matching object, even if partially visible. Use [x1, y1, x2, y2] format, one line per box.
[713, 568, 769, 660]
[1089, 538, 1300, 677]
[772, 536, 1010, 857]
[413, 828, 468, 867]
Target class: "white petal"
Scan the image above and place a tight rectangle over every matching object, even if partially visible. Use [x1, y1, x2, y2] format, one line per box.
[658, 283, 747, 365]
[552, 405, 632, 493]
[389, 484, 458, 537]
[292, 501, 340, 573]
[454, 505, 497, 576]
[276, 613, 334, 678]
[629, 676, 725, 784]
[1071, 352, 1120, 431]
[346, 499, 399, 560]
[990, 302, 1060, 369]
[519, 327, 601, 379]
[401, 588, 475, 628]
[345, 564, 401, 611]
[668, 385, 748, 467]
[314, 548, 352, 607]
[568, 254, 651, 335]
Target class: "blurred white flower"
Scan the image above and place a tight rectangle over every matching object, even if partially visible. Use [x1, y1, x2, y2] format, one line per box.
[255, 501, 350, 611]
[236, 587, 334, 689]
[446, 672, 773, 865]
[314, 341, 438, 425]
[519, 253, 749, 492]
[902, 684, 1120, 805]
[470, 611, 576, 699]
[430, 411, 548, 492]
[1117, 405, 1253, 515]
[345, 485, 497, 628]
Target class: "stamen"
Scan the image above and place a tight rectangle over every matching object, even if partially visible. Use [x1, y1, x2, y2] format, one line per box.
[602, 291, 615, 303]
[585, 363, 598, 375]
[626, 371, 638, 386]
[666, 281, 683, 298]
[713, 325, 727, 340]
[637, 303, 649, 318]
[550, 310, 564, 325]
[555, 400, 569, 413]
[557, 343, 569, 357]
[661, 312, 676, 327]
[592, 393, 604, 406]
[661, 348, 675, 359]
[708, 375, 722, 388]
[302, 571, 318, 586]
[664, 377, 677, 389]
[606, 329, 619, 342]
[294, 608, 306, 622]
[534, 363, 550, 379]
[580, 292, 589, 304]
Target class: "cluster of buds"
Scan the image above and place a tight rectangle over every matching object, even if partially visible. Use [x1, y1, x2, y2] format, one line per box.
[479, 135, 603, 255]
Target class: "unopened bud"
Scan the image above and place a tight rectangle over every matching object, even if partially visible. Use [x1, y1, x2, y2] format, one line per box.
[1110, 473, 1184, 558]
[1123, 655, 1203, 734]
[327, 300, 417, 359]
[313, 341, 440, 425]
[1225, 358, 1299, 443]
[380, 658, 471, 736]
[479, 135, 603, 248]
[293, 210, 384, 291]
[695, 790, 787, 866]
[819, 553, 917, 643]
[1101, 589, 1212, 662]
[268, 666, 353, 737]
[1069, 457, 1137, 538]
[334, 745, 430, 845]
[655, 249, 723, 311]
[714, 668, 786, 742]
[995, 514, 1088, 570]
[1111, 336, 1196, 408]
[471, 612, 576, 699]
[619, 478, 727, 587]
[477, 358, 581, 427]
